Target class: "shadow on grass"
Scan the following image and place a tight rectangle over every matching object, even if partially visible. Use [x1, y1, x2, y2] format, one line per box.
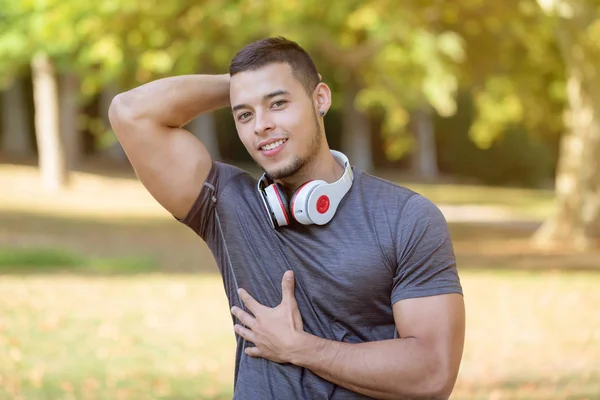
[448, 221, 600, 273]
[2, 209, 600, 276]
[0, 209, 218, 275]
[0, 246, 161, 275]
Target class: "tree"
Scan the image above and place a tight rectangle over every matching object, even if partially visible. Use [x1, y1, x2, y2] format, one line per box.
[254, 1, 466, 173]
[433, 0, 599, 249]
[532, 0, 600, 250]
[32, 52, 68, 190]
[0, 0, 114, 190]
[1, 77, 33, 159]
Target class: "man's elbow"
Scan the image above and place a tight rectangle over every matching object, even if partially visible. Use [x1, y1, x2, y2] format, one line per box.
[419, 370, 458, 400]
[399, 367, 458, 400]
[108, 92, 136, 128]
[429, 370, 457, 400]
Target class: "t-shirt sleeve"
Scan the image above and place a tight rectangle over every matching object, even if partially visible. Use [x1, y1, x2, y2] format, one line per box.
[391, 193, 463, 305]
[174, 161, 245, 240]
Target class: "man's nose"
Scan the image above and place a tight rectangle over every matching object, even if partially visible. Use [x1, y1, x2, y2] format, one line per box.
[254, 111, 275, 135]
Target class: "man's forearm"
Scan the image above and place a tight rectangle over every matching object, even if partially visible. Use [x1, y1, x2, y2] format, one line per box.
[291, 333, 451, 400]
[115, 74, 231, 128]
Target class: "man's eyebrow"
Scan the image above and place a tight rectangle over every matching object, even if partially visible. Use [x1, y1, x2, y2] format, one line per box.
[264, 89, 290, 100]
[232, 90, 291, 112]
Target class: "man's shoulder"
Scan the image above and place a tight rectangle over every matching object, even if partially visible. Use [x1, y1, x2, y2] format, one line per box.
[352, 169, 445, 220]
[353, 169, 419, 204]
[207, 161, 258, 193]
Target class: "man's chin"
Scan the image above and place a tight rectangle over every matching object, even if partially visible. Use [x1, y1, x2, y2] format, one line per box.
[260, 157, 304, 181]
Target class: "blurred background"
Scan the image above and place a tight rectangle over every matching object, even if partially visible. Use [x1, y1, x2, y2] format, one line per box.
[1, 0, 599, 399]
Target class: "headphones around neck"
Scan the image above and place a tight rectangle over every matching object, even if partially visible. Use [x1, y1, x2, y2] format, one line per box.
[257, 150, 354, 229]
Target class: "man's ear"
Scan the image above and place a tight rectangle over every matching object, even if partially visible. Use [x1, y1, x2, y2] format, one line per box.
[314, 82, 332, 115]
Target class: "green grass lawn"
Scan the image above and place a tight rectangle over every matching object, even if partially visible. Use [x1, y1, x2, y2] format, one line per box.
[0, 162, 597, 399]
[0, 269, 598, 400]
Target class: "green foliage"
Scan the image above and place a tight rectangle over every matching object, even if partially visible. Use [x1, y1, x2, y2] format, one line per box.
[448, 0, 567, 150]
[255, 2, 468, 161]
[0, 0, 590, 172]
[469, 77, 524, 149]
[436, 93, 556, 188]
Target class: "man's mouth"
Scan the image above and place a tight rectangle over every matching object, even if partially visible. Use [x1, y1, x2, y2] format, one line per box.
[260, 139, 288, 151]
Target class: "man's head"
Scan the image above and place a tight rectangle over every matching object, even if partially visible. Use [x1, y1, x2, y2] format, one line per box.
[229, 37, 331, 182]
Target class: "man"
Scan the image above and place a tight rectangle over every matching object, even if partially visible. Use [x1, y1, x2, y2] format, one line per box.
[108, 36, 465, 400]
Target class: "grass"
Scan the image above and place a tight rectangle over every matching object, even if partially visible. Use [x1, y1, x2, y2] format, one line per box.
[0, 160, 598, 399]
[0, 162, 555, 221]
[0, 247, 158, 274]
[0, 274, 236, 400]
[0, 270, 598, 399]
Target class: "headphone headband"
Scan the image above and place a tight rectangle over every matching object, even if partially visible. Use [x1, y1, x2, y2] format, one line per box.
[328, 149, 354, 196]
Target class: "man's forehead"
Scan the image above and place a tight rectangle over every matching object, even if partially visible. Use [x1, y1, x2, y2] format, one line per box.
[230, 63, 300, 100]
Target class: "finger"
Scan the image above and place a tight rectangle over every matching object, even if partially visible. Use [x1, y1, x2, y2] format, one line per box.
[234, 324, 256, 343]
[281, 270, 296, 305]
[238, 288, 264, 314]
[231, 306, 257, 329]
[245, 346, 261, 358]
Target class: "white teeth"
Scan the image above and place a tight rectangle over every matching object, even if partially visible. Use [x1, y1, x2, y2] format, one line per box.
[261, 139, 286, 151]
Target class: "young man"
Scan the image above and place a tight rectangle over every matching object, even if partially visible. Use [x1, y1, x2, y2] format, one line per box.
[108, 37, 465, 400]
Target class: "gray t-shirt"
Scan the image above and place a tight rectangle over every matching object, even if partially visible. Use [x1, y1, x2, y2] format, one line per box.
[177, 160, 463, 399]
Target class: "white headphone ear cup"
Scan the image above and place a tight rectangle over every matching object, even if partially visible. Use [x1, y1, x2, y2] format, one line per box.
[305, 183, 339, 225]
[264, 184, 291, 227]
[290, 180, 326, 225]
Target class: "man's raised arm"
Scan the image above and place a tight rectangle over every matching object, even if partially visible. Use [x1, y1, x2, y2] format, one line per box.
[108, 74, 230, 219]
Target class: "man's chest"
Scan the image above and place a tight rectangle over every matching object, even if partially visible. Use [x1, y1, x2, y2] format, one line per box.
[219, 209, 396, 327]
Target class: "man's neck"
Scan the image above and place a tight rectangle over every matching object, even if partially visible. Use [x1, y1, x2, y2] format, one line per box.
[277, 149, 345, 196]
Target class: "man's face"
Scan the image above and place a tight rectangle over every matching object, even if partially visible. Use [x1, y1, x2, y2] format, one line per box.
[229, 62, 321, 180]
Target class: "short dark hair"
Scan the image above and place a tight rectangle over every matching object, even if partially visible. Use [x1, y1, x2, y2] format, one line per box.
[229, 36, 320, 96]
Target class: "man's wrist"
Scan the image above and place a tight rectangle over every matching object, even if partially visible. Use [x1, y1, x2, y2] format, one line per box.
[288, 332, 317, 366]
[289, 331, 339, 368]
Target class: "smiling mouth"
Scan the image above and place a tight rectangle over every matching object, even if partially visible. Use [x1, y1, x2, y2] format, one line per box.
[260, 139, 288, 151]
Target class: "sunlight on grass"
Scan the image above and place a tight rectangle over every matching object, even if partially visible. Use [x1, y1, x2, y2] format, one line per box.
[0, 274, 235, 400]
[0, 163, 556, 221]
[399, 182, 556, 220]
[0, 270, 598, 399]
[0, 164, 168, 220]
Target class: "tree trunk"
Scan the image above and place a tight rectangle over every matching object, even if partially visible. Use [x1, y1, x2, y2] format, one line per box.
[341, 80, 373, 172]
[59, 73, 81, 169]
[188, 112, 221, 160]
[32, 53, 69, 191]
[533, 7, 600, 250]
[100, 83, 128, 162]
[410, 105, 439, 182]
[1, 78, 33, 158]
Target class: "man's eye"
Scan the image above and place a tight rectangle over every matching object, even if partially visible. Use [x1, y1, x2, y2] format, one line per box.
[238, 112, 251, 121]
[272, 100, 287, 108]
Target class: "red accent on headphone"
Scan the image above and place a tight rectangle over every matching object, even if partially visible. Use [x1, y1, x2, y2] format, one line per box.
[316, 195, 330, 214]
[274, 186, 290, 225]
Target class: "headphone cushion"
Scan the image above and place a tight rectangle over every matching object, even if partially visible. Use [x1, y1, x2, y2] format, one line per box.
[264, 183, 291, 226]
[274, 184, 290, 212]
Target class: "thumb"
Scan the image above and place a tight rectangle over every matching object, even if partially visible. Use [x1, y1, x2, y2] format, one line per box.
[281, 270, 296, 304]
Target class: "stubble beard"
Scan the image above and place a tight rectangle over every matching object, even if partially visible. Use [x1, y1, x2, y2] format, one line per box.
[262, 111, 322, 181]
